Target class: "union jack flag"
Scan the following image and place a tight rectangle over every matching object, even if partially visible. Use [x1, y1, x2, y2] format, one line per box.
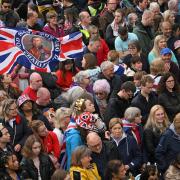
[0, 28, 84, 74]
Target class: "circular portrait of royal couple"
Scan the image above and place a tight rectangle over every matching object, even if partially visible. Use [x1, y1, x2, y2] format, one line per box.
[22, 34, 53, 61]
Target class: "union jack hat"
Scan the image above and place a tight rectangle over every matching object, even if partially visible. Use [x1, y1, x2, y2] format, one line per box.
[76, 112, 96, 130]
[17, 94, 31, 107]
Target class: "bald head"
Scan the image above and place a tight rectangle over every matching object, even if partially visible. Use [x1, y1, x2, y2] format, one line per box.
[29, 72, 42, 90]
[36, 87, 51, 106]
[160, 21, 172, 38]
[86, 132, 102, 153]
[30, 72, 41, 81]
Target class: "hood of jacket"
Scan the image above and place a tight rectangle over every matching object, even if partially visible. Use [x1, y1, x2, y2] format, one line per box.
[169, 123, 180, 140]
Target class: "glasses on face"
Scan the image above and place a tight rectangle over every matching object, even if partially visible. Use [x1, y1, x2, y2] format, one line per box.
[89, 141, 101, 149]
[95, 92, 104, 96]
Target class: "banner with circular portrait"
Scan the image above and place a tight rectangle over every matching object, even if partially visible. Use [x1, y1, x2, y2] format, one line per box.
[0, 28, 83, 74]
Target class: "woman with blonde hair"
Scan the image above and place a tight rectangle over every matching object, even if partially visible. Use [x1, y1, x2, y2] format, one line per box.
[163, 10, 176, 25]
[53, 107, 72, 145]
[144, 105, 170, 163]
[148, 35, 178, 65]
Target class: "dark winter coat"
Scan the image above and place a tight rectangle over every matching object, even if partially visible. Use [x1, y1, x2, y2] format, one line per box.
[104, 94, 130, 127]
[158, 90, 180, 122]
[91, 141, 120, 179]
[155, 124, 180, 173]
[111, 134, 142, 175]
[0, 170, 23, 180]
[105, 24, 116, 49]
[133, 22, 154, 56]
[143, 127, 163, 163]
[20, 153, 55, 180]
[0, 115, 31, 147]
[131, 91, 158, 125]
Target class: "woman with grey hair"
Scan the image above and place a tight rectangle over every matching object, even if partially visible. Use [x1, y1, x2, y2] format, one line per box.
[122, 107, 143, 146]
[72, 70, 93, 94]
[93, 79, 110, 119]
[54, 86, 93, 107]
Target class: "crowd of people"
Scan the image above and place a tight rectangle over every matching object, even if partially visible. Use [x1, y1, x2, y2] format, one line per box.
[0, 0, 180, 179]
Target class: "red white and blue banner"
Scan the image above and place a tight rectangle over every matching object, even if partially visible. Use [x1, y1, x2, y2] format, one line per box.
[0, 28, 84, 74]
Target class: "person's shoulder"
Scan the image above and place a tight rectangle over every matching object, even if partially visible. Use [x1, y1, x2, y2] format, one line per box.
[22, 86, 31, 93]
[115, 36, 121, 42]
[109, 95, 119, 103]
[39, 153, 51, 162]
[161, 128, 174, 139]
[70, 165, 83, 171]
[128, 32, 138, 37]
[106, 23, 112, 30]
[20, 157, 32, 166]
[132, 92, 141, 100]
[103, 139, 116, 149]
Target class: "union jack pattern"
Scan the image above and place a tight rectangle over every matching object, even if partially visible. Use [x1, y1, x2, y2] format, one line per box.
[0, 28, 84, 74]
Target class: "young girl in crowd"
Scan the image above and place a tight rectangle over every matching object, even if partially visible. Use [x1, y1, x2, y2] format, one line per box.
[144, 105, 170, 164]
[56, 58, 78, 91]
[21, 134, 55, 180]
[0, 151, 21, 180]
[31, 120, 60, 165]
[136, 164, 159, 180]
[104, 160, 127, 180]
[65, 98, 106, 170]
[73, 98, 106, 134]
[124, 55, 143, 80]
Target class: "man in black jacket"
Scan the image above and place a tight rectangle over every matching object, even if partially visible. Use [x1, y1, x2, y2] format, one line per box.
[131, 75, 158, 125]
[104, 81, 136, 127]
[86, 132, 120, 180]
